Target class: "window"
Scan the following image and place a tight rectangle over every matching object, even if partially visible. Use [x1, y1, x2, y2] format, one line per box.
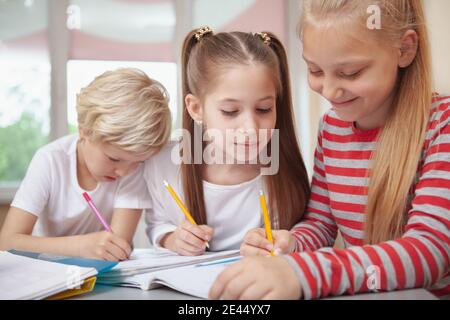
[1, 0, 308, 203]
[66, 0, 178, 131]
[0, 0, 50, 201]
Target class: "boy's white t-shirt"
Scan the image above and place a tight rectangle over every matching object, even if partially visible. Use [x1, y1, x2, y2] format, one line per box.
[11, 134, 152, 237]
[144, 141, 263, 251]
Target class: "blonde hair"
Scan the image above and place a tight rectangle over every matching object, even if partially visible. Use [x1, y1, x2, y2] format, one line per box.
[181, 29, 311, 229]
[300, 0, 432, 244]
[76, 68, 172, 155]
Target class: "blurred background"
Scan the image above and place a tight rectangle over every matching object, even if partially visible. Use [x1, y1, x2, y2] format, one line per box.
[0, 0, 449, 247]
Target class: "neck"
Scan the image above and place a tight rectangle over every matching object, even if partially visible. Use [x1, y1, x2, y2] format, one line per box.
[202, 163, 260, 186]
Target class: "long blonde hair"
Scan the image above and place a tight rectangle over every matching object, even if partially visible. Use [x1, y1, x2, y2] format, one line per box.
[300, 0, 432, 244]
[181, 29, 311, 229]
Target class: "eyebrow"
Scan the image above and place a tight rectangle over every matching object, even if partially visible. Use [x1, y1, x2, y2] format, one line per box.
[303, 55, 371, 67]
[219, 96, 275, 103]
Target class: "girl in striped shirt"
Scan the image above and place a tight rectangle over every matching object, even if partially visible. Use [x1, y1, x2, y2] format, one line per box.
[210, 0, 449, 300]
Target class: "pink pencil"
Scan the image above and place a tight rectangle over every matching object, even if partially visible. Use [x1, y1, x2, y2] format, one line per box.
[82, 192, 113, 233]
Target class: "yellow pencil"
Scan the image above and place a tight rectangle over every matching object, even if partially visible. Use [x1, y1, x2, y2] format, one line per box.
[260, 190, 274, 256]
[163, 180, 209, 249]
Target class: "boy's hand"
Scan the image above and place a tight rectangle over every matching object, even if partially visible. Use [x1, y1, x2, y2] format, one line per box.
[240, 228, 296, 256]
[161, 220, 213, 256]
[77, 231, 132, 261]
[209, 256, 302, 300]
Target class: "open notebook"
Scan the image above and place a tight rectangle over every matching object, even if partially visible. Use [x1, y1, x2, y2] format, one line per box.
[0, 251, 98, 300]
[108, 256, 242, 299]
[98, 248, 240, 281]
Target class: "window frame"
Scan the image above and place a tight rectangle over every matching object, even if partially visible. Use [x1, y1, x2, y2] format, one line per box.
[0, 0, 311, 203]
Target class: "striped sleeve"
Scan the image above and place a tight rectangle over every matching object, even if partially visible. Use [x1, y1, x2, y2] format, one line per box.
[285, 100, 450, 300]
[290, 117, 338, 252]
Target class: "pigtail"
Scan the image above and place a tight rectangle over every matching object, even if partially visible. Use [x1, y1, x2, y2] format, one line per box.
[260, 32, 311, 229]
[180, 28, 212, 225]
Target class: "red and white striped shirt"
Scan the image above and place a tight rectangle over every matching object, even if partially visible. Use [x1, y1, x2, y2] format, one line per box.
[286, 95, 450, 299]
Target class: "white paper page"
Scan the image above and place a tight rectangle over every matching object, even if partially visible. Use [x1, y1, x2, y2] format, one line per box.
[0, 252, 97, 300]
[130, 256, 243, 298]
[103, 249, 240, 277]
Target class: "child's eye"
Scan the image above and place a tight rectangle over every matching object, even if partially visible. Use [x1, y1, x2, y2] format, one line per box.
[340, 70, 362, 79]
[221, 110, 239, 117]
[108, 156, 120, 162]
[309, 69, 323, 76]
[257, 108, 273, 114]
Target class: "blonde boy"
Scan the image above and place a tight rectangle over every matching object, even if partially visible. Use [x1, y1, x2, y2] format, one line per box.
[0, 68, 171, 261]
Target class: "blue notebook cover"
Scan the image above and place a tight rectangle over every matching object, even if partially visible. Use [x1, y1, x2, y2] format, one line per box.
[8, 250, 118, 274]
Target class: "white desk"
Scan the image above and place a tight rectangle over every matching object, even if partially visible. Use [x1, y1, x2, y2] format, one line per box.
[72, 284, 437, 300]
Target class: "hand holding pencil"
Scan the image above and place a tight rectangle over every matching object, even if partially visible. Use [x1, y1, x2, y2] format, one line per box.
[79, 192, 132, 261]
[239, 190, 296, 257]
[162, 180, 214, 256]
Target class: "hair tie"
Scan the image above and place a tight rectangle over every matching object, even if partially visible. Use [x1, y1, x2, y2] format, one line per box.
[195, 26, 213, 41]
[255, 32, 271, 46]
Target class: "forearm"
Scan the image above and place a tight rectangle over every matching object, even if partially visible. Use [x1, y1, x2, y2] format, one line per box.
[0, 233, 83, 257]
[291, 219, 338, 252]
[110, 209, 142, 244]
[285, 234, 449, 299]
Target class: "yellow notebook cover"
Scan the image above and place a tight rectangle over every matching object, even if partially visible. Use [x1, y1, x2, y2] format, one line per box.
[47, 276, 97, 300]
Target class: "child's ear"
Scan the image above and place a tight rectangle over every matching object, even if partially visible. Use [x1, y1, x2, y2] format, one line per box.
[185, 94, 203, 124]
[398, 29, 419, 68]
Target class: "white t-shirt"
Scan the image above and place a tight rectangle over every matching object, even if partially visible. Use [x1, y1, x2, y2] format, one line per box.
[144, 141, 263, 251]
[11, 134, 152, 237]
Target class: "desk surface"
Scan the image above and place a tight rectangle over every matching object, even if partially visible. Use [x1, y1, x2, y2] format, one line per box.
[72, 285, 437, 300]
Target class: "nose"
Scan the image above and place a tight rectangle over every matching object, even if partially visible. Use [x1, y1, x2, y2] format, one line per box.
[241, 112, 258, 133]
[115, 162, 138, 177]
[321, 76, 344, 102]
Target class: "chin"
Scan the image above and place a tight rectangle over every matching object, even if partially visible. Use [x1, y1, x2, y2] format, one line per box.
[332, 109, 359, 123]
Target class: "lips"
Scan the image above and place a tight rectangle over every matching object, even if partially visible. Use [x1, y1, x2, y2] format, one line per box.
[234, 142, 258, 148]
[331, 97, 359, 109]
[105, 176, 117, 181]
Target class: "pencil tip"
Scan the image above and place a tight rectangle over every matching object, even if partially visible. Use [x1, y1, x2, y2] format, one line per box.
[163, 180, 169, 187]
[260, 190, 264, 196]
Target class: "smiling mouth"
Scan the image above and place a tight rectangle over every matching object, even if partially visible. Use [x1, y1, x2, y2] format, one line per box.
[234, 142, 258, 147]
[331, 97, 359, 108]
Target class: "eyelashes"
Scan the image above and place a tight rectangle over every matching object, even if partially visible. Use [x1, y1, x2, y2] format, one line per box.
[308, 69, 364, 79]
[221, 108, 273, 117]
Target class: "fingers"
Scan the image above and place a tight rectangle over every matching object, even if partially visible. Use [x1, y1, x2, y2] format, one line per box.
[176, 242, 204, 256]
[95, 232, 131, 261]
[180, 220, 212, 242]
[239, 283, 271, 300]
[102, 250, 119, 262]
[209, 263, 244, 300]
[240, 243, 272, 257]
[178, 226, 207, 250]
[174, 221, 214, 255]
[198, 225, 214, 241]
[272, 231, 294, 254]
[220, 275, 257, 300]
[245, 229, 273, 250]
[240, 228, 273, 257]
[110, 234, 132, 258]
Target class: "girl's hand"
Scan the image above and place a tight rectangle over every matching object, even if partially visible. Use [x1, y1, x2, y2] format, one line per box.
[240, 228, 296, 256]
[209, 256, 302, 300]
[161, 220, 214, 256]
[77, 231, 132, 261]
